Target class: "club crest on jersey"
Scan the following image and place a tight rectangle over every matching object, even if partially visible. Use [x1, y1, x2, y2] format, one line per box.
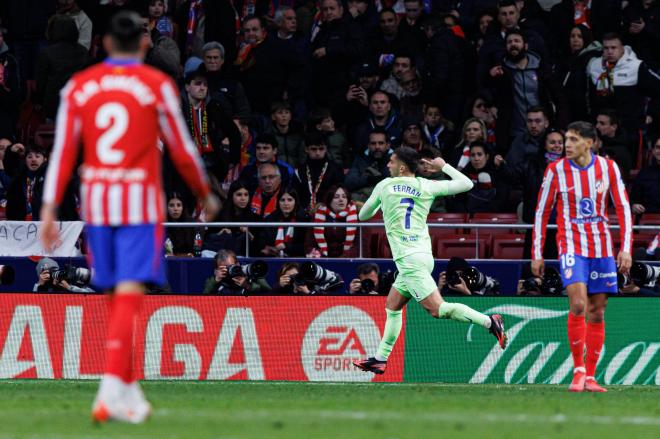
[564, 268, 573, 279]
[579, 197, 595, 216]
[595, 180, 605, 194]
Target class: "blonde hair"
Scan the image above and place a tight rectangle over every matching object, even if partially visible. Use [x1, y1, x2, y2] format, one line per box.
[461, 117, 487, 143]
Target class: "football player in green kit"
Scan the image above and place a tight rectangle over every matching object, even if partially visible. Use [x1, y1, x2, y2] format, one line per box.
[353, 146, 507, 375]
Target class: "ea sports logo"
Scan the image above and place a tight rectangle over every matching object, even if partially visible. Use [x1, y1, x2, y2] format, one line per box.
[301, 306, 381, 381]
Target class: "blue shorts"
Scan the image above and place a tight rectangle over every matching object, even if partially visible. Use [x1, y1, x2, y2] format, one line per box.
[85, 224, 166, 290]
[559, 254, 618, 294]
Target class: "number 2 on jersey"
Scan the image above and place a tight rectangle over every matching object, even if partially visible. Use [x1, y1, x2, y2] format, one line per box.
[400, 198, 415, 229]
[95, 102, 128, 165]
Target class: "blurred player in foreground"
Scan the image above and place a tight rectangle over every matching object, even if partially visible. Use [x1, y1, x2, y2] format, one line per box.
[40, 11, 219, 423]
[353, 147, 507, 375]
[532, 121, 632, 392]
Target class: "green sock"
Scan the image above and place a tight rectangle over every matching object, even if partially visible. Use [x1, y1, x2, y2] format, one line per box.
[375, 308, 403, 361]
[438, 302, 491, 328]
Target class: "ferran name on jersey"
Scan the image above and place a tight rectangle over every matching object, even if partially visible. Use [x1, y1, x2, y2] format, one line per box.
[401, 235, 420, 242]
[391, 184, 422, 197]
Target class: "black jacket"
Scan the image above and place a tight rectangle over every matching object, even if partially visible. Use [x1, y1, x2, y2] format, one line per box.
[587, 46, 660, 133]
[6, 163, 79, 221]
[0, 44, 20, 139]
[488, 52, 568, 154]
[35, 17, 91, 118]
[630, 160, 660, 213]
[556, 42, 603, 122]
[295, 157, 345, 210]
[622, 1, 660, 70]
[311, 14, 365, 109]
[206, 70, 251, 118]
[423, 28, 464, 122]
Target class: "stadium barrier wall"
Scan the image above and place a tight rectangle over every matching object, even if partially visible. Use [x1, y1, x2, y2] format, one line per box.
[0, 295, 657, 385]
[404, 297, 659, 386]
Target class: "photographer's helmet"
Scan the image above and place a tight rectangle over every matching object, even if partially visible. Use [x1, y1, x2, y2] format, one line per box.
[36, 258, 59, 275]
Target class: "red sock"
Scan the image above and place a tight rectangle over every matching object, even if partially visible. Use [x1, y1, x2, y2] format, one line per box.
[585, 321, 605, 377]
[104, 294, 143, 383]
[567, 312, 586, 370]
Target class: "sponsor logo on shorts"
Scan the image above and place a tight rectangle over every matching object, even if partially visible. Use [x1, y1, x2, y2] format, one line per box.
[606, 281, 617, 287]
[301, 306, 381, 382]
[590, 271, 599, 280]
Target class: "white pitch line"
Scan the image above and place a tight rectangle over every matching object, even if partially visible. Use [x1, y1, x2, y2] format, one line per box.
[154, 408, 660, 427]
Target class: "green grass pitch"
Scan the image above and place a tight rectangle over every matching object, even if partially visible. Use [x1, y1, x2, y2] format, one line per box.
[0, 381, 658, 438]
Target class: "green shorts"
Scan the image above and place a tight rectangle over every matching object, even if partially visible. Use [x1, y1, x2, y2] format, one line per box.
[392, 253, 437, 302]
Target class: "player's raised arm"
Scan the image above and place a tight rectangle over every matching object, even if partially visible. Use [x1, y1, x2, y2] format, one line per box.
[608, 160, 633, 273]
[421, 157, 473, 196]
[531, 165, 559, 267]
[358, 180, 384, 221]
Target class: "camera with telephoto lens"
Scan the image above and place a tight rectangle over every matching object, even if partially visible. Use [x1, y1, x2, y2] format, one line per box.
[630, 262, 660, 287]
[522, 266, 563, 295]
[460, 267, 500, 294]
[50, 265, 92, 285]
[227, 260, 268, 281]
[359, 278, 376, 294]
[296, 262, 344, 293]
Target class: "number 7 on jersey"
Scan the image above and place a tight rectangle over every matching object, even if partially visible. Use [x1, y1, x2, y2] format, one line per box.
[400, 198, 415, 229]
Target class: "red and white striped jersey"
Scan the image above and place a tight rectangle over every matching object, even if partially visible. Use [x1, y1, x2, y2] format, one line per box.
[532, 154, 633, 259]
[43, 59, 210, 226]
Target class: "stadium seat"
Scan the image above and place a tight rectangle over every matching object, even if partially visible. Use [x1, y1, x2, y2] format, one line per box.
[638, 214, 660, 226]
[360, 212, 384, 258]
[433, 234, 488, 259]
[376, 234, 393, 258]
[471, 212, 520, 222]
[492, 234, 526, 259]
[427, 213, 467, 235]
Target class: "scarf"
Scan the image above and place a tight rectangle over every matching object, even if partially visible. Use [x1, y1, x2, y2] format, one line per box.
[235, 33, 267, 71]
[457, 143, 470, 170]
[251, 188, 278, 217]
[24, 174, 35, 221]
[275, 216, 295, 248]
[186, 0, 203, 54]
[313, 203, 358, 256]
[188, 101, 214, 154]
[306, 161, 328, 210]
[596, 60, 616, 97]
[423, 123, 445, 149]
[574, 1, 591, 27]
[647, 233, 659, 255]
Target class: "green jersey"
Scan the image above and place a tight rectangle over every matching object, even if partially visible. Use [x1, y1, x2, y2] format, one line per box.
[359, 164, 473, 261]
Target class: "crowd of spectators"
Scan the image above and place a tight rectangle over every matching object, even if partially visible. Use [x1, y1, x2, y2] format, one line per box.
[1, 0, 660, 260]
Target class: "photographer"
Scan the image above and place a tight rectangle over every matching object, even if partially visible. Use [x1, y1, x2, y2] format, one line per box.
[348, 263, 393, 295]
[33, 258, 95, 293]
[618, 261, 660, 297]
[202, 250, 270, 295]
[272, 262, 312, 295]
[517, 263, 564, 296]
[437, 257, 500, 296]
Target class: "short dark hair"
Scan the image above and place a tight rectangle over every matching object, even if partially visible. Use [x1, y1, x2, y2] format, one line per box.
[305, 132, 327, 148]
[527, 105, 549, 119]
[242, 15, 265, 28]
[469, 141, 490, 155]
[602, 32, 623, 44]
[107, 10, 144, 52]
[498, 0, 517, 9]
[369, 127, 389, 142]
[567, 121, 598, 142]
[308, 107, 332, 128]
[393, 146, 420, 173]
[26, 144, 47, 156]
[255, 133, 277, 149]
[379, 7, 397, 18]
[357, 262, 380, 276]
[419, 146, 441, 160]
[505, 28, 526, 43]
[270, 101, 291, 114]
[596, 108, 620, 126]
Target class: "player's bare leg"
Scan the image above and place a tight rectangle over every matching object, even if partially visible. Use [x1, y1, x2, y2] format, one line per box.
[584, 293, 608, 392]
[566, 283, 588, 392]
[353, 287, 409, 374]
[420, 289, 507, 349]
[93, 281, 151, 423]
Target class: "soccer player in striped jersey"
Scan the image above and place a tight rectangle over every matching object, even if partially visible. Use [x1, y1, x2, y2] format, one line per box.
[532, 121, 632, 393]
[353, 147, 507, 375]
[40, 11, 219, 423]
